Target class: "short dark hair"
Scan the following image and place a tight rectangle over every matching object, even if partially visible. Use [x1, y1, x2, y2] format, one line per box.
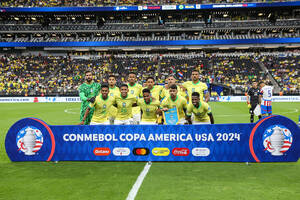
[128, 72, 136, 76]
[169, 84, 177, 90]
[142, 88, 150, 94]
[101, 83, 109, 89]
[108, 74, 116, 79]
[120, 83, 128, 89]
[85, 70, 92, 75]
[258, 81, 264, 85]
[192, 69, 199, 74]
[192, 92, 200, 98]
[146, 77, 155, 82]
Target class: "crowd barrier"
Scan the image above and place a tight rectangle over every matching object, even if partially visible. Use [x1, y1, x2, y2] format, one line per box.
[0, 96, 300, 103]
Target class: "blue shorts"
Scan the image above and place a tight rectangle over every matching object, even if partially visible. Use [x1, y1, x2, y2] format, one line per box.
[261, 105, 272, 114]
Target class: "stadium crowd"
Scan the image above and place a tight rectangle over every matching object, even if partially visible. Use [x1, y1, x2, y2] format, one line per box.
[0, 0, 296, 7]
[0, 51, 299, 97]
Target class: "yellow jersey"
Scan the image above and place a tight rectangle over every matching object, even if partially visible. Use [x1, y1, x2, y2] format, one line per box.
[108, 86, 120, 97]
[128, 83, 143, 115]
[89, 95, 115, 123]
[186, 102, 211, 122]
[137, 98, 160, 122]
[141, 85, 164, 101]
[161, 95, 187, 119]
[182, 81, 208, 102]
[161, 85, 188, 100]
[108, 86, 120, 118]
[113, 94, 137, 120]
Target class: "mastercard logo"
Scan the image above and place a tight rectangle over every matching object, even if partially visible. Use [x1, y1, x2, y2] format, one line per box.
[133, 148, 149, 156]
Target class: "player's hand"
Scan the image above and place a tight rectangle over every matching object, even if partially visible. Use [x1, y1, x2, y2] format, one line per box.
[162, 108, 169, 111]
[87, 96, 96, 103]
[78, 121, 85, 125]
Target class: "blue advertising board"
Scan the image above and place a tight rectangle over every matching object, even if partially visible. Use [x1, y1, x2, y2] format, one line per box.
[0, 38, 300, 47]
[1, 1, 300, 13]
[5, 115, 300, 162]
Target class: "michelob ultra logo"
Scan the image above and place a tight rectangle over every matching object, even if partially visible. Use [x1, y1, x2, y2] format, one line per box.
[152, 147, 170, 156]
[93, 148, 111, 156]
[133, 148, 149, 156]
[192, 148, 210, 157]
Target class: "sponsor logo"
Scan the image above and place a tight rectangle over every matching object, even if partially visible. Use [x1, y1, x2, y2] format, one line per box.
[152, 147, 170, 156]
[113, 147, 130, 156]
[192, 148, 210, 157]
[178, 5, 184, 9]
[263, 125, 293, 156]
[185, 5, 195, 9]
[93, 148, 111, 156]
[16, 126, 43, 156]
[162, 5, 176, 10]
[138, 6, 143, 10]
[172, 148, 189, 156]
[147, 6, 161, 10]
[133, 148, 149, 156]
[196, 4, 201, 9]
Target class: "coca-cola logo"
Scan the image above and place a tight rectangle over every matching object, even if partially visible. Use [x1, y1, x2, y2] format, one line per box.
[93, 148, 111, 156]
[172, 148, 189, 156]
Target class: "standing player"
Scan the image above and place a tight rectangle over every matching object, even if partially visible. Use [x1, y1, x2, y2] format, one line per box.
[113, 84, 137, 125]
[161, 84, 188, 125]
[259, 81, 273, 117]
[127, 72, 143, 124]
[247, 81, 262, 123]
[78, 71, 101, 125]
[107, 75, 120, 124]
[181, 70, 209, 102]
[79, 84, 114, 125]
[144, 77, 164, 124]
[144, 77, 164, 101]
[137, 88, 161, 125]
[186, 92, 214, 124]
[161, 75, 187, 99]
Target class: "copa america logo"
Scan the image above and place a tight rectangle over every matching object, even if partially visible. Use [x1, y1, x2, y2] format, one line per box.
[16, 126, 44, 156]
[263, 125, 293, 156]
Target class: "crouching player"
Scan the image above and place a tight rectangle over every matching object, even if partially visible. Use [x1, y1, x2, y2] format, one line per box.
[79, 84, 114, 125]
[138, 88, 161, 125]
[186, 92, 214, 124]
[161, 84, 188, 125]
[113, 84, 137, 125]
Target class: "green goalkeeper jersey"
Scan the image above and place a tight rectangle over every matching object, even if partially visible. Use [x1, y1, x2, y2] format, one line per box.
[78, 82, 101, 124]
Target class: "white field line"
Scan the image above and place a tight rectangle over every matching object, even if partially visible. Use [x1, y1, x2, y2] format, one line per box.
[126, 162, 152, 200]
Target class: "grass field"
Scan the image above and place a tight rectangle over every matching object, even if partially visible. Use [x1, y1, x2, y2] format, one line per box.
[0, 102, 299, 200]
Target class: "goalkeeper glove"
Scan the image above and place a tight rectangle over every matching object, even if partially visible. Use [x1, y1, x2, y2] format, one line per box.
[87, 96, 96, 103]
[247, 103, 251, 108]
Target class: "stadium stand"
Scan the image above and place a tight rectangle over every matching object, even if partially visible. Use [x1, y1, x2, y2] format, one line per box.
[1, 0, 298, 7]
[0, 51, 299, 96]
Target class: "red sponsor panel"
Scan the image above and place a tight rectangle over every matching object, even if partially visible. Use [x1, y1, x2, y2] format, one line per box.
[93, 148, 111, 156]
[172, 148, 190, 156]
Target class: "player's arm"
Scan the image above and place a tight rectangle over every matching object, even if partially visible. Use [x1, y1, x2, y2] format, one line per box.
[258, 89, 263, 105]
[203, 83, 210, 102]
[204, 90, 210, 103]
[79, 107, 91, 125]
[185, 104, 192, 124]
[160, 99, 169, 111]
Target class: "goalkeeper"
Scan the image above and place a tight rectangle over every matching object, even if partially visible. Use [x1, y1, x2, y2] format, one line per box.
[78, 70, 101, 125]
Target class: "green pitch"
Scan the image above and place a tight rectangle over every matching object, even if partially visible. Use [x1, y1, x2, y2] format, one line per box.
[0, 102, 299, 200]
